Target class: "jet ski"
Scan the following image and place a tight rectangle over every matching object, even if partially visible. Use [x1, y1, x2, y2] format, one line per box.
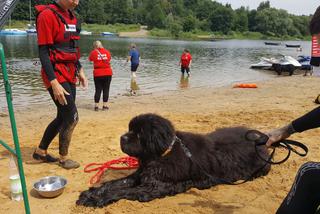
[250, 55, 301, 75]
[250, 57, 273, 70]
[297, 55, 311, 70]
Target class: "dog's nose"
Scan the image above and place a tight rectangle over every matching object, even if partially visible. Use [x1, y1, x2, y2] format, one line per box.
[121, 135, 128, 142]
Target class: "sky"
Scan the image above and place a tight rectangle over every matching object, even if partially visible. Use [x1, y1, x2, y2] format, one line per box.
[215, 0, 319, 15]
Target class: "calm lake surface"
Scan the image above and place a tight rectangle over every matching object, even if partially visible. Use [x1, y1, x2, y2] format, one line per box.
[0, 35, 312, 109]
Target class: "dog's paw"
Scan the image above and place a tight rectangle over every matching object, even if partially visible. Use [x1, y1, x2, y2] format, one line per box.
[76, 190, 96, 207]
[76, 189, 116, 207]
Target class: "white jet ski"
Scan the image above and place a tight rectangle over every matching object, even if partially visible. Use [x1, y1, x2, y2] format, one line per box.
[250, 55, 301, 75]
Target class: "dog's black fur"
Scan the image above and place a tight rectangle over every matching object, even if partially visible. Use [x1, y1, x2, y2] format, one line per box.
[77, 113, 271, 207]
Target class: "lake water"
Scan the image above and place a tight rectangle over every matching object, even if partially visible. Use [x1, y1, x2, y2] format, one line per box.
[0, 35, 312, 109]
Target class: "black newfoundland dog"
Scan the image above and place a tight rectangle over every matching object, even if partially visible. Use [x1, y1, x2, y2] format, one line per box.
[77, 113, 270, 207]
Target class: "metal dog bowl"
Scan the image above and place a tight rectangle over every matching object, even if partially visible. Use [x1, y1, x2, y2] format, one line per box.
[33, 176, 67, 198]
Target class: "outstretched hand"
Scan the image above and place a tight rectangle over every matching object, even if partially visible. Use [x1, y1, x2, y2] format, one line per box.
[266, 125, 291, 147]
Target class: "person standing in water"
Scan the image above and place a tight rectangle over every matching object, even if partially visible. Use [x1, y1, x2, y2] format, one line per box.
[179, 49, 192, 77]
[127, 43, 140, 95]
[89, 41, 113, 111]
[127, 43, 140, 79]
[33, 0, 87, 169]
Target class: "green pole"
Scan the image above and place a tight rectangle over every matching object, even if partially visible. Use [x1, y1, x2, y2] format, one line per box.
[0, 43, 31, 214]
[0, 140, 16, 156]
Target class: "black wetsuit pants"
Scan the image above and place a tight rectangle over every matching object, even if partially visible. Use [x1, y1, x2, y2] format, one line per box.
[38, 82, 78, 156]
[93, 76, 112, 103]
[181, 66, 190, 75]
[276, 162, 320, 214]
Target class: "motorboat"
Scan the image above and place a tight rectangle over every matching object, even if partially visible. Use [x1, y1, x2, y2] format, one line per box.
[250, 55, 301, 75]
[26, 23, 36, 34]
[101, 31, 116, 36]
[286, 44, 301, 48]
[80, 30, 92, 35]
[264, 41, 281, 46]
[26, 28, 36, 34]
[297, 55, 311, 70]
[0, 28, 27, 35]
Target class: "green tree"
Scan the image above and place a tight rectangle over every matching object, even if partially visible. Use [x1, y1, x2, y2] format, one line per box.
[209, 6, 235, 34]
[84, 0, 106, 24]
[182, 15, 197, 32]
[257, 1, 270, 11]
[145, 4, 166, 29]
[255, 8, 295, 36]
[233, 7, 248, 32]
[165, 15, 183, 38]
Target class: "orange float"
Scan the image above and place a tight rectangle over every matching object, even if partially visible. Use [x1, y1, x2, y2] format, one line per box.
[233, 83, 258, 88]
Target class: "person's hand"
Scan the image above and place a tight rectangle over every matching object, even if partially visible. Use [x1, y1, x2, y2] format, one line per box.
[51, 79, 70, 105]
[266, 125, 292, 147]
[78, 68, 88, 89]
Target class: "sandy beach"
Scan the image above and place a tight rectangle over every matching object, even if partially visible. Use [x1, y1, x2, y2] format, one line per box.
[1, 75, 320, 214]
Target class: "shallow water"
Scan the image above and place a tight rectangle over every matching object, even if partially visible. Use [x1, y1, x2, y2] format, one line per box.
[0, 35, 311, 109]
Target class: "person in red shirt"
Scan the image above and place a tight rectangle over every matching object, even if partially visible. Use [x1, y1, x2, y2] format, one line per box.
[88, 41, 113, 111]
[33, 0, 87, 169]
[179, 49, 192, 77]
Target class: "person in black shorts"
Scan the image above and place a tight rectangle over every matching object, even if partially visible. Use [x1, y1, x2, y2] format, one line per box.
[127, 43, 140, 79]
[127, 44, 140, 94]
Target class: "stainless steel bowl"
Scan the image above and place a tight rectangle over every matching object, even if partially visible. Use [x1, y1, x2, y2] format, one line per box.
[33, 176, 67, 198]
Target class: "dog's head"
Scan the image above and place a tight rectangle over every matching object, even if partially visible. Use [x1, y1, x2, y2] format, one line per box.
[120, 113, 175, 159]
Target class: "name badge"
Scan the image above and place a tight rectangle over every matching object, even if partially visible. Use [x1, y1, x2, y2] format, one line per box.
[65, 24, 76, 32]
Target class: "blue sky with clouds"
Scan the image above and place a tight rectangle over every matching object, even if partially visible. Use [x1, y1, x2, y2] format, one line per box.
[215, 0, 319, 15]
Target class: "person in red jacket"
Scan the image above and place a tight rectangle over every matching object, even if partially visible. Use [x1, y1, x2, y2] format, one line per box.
[179, 49, 192, 77]
[33, 0, 87, 169]
[89, 41, 113, 111]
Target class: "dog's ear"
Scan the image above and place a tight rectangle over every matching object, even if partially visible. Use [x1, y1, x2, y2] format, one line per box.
[138, 114, 175, 157]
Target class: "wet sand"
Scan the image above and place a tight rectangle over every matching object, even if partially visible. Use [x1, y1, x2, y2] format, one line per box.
[1, 75, 320, 214]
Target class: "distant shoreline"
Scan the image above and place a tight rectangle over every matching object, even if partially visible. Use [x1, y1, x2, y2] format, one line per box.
[5, 20, 310, 41]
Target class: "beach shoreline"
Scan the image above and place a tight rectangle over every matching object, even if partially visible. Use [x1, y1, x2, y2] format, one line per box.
[1, 75, 320, 213]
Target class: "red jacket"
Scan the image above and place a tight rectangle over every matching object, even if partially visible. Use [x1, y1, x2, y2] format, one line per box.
[36, 4, 80, 88]
[180, 52, 192, 68]
[89, 48, 113, 77]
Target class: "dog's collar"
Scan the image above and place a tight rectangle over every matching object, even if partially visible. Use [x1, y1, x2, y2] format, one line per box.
[162, 136, 180, 157]
[161, 136, 192, 158]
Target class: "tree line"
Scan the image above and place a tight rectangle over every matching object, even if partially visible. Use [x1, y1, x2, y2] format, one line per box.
[12, 0, 312, 38]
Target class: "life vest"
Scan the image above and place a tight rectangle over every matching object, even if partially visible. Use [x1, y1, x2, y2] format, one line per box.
[35, 4, 81, 86]
[312, 35, 320, 57]
[311, 35, 320, 66]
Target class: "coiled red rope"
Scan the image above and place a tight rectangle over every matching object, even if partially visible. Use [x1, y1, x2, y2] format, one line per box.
[84, 156, 139, 184]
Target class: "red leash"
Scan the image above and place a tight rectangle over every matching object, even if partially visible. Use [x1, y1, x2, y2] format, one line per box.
[84, 156, 139, 185]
